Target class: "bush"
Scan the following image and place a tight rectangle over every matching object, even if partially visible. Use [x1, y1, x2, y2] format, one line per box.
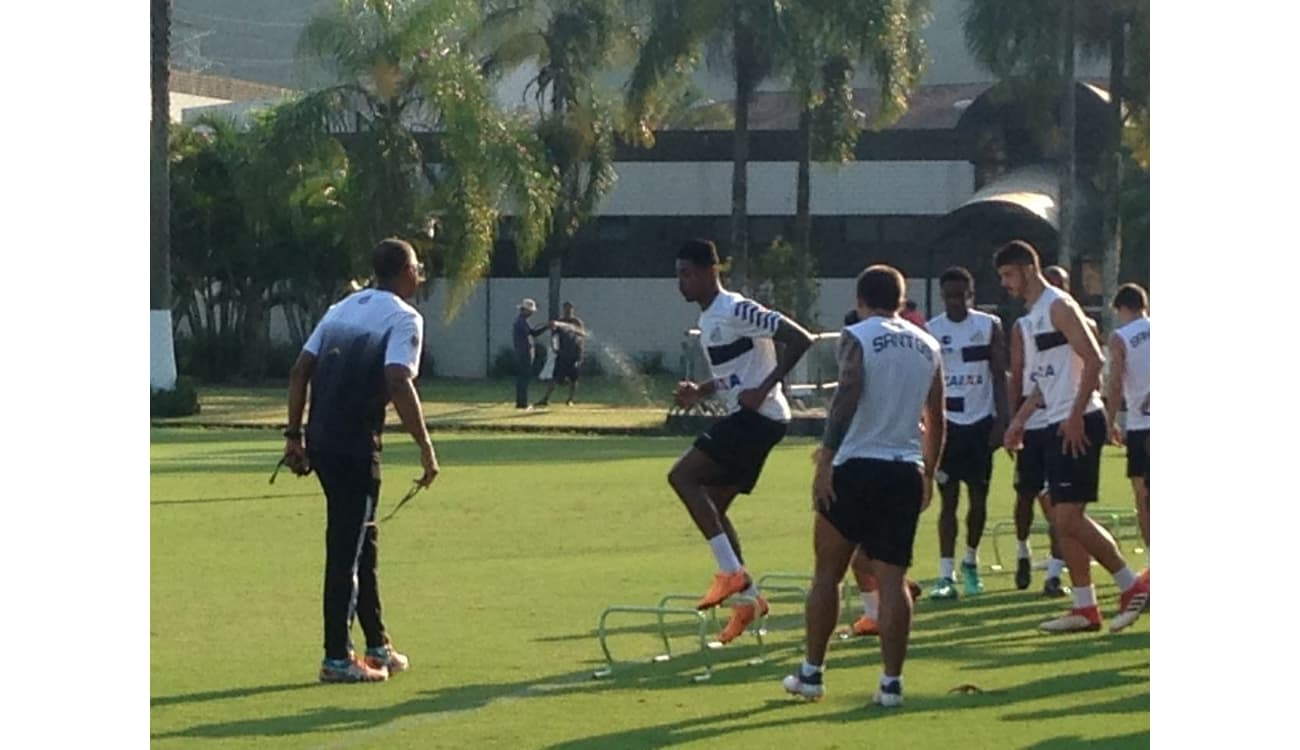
[491, 346, 521, 377]
[151, 376, 201, 418]
[633, 350, 667, 375]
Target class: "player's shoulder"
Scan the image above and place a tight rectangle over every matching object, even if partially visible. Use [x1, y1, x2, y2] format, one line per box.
[970, 308, 1001, 325]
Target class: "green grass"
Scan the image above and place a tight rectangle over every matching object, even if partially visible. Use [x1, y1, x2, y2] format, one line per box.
[152, 377, 686, 432]
[150, 430, 1148, 749]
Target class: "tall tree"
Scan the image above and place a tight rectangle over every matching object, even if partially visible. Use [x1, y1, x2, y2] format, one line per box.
[626, 0, 785, 291]
[297, 0, 558, 319]
[151, 0, 177, 391]
[964, 0, 1150, 328]
[474, 0, 627, 319]
[782, 0, 930, 262]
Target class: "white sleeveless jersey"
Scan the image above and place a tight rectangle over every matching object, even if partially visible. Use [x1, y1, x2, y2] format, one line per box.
[1116, 317, 1150, 430]
[1022, 285, 1104, 425]
[833, 316, 941, 467]
[697, 290, 791, 423]
[1017, 318, 1051, 431]
[928, 310, 999, 425]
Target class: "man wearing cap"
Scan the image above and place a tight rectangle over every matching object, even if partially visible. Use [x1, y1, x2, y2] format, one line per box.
[513, 298, 551, 409]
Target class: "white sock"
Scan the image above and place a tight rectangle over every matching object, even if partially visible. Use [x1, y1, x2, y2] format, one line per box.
[1046, 558, 1066, 579]
[1072, 584, 1097, 609]
[861, 590, 879, 620]
[939, 558, 955, 580]
[963, 546, 978, 566]
[1113, 566, 1138, 592]
[880, 673, 902, 688]
[742, 582, 760, 598]
[801, 660, 823, 678]
[1017, 540, 1032, 559]
[707, 533, 743, 573]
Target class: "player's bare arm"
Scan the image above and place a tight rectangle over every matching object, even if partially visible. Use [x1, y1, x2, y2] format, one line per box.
[988, 318, 1011, 447]
[812, 332, 863, 510]
[740, 316, 816, 411]
[1004, 387, 1044, 452]
[1105, 332, 1128, 446]
[1050, 298, 1104, 458]
[284, 351, 317, 471]
[921, 363, 946, 512]
[386, 365, 440, 487]
[674, 377, 721, 408]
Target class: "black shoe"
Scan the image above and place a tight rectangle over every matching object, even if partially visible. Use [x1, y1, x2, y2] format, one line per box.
[1015, 558, 1032, 590]
[1042, 576, 1069, 598]
[534, 400, 549, 408]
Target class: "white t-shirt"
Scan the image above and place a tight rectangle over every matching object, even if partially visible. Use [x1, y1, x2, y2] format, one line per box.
[1018, 317, 1051, 431]
[833, 315, 941, 467]
[302, 288, 424, 456]
[928, 309, 999, 425]
[1116, 317, 1150, 431]
[1021, 286, 1104, 426]
[697, 290, 791, 423]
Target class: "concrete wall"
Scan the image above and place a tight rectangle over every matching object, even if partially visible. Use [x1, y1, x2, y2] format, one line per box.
[595, 161, 973, 217]
[267, 276, 943, 378]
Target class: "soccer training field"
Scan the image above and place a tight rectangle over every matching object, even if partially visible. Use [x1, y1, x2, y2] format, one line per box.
[150, 428, 1149, 749]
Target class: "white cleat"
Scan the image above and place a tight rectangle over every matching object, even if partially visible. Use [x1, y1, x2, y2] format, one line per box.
[782, 673, 824, 701]
[872, 683, 904, 707]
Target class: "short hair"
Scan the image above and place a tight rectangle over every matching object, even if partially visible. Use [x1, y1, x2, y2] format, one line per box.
[993, 240, 1041, 269]
[856, 265, 905, 313]
[372, 238, 415, 281]
[1112, 283, 1148, 312]
[939, 266, 974, 287]
[676, 238, 720, 268]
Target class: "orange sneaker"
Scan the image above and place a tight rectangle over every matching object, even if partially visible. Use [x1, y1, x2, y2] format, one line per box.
[851, 615, 879, 637]
[1137, 567, 1150, 585]
[718, 596, 769, 644]
[696, 570, 750, 610]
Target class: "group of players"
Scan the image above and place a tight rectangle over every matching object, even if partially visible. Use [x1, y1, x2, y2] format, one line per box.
[667, 238, 1149, 707]
[284, 235, 1149, 700]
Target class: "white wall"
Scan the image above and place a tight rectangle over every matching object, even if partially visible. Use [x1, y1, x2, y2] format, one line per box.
[594, 161, 974, 217]
[267, 277, 945, 378]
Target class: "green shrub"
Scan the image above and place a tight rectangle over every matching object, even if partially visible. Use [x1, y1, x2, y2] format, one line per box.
[151, 376, 201, 418]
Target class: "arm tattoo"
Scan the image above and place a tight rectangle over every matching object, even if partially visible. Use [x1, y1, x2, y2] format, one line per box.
[821, 333, 864, 452]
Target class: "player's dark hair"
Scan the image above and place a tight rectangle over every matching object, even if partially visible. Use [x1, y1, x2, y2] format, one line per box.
[939, 266, 974, 287]
[1112, 283, 1149, 312]
[857, 265, 905, 313]
[372, 238, 415, 281]
[993, 240, 1040, 269]
[676, 239, 720, 268]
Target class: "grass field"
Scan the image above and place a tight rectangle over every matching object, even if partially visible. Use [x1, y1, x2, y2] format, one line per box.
[150, 428, 1149, 749]
[153, 377, 683, 432]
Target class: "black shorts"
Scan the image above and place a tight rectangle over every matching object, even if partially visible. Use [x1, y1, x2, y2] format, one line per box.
[1126, 429, 1149, 481]
[693, 409, 787, 494]
[938, 416, 995, 485]
[552, 356, 580, 383]
[1014, 426, 1052, 495]
[1046, 411, 1108, 504]
[822, 458, 924, 568]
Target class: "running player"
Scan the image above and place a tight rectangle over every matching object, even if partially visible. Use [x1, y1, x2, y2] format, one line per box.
[669, 239, 815, 644]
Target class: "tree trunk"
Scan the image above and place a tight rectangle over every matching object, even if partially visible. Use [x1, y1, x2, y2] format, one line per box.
[151, 0, 171, 311]
[795, 105, 813, 261]
[1057, 0, 1076, 274]
[1100, 10, 1126, 334]
[548, 254, 563, 321]
[150, 0, 178, 391]
[730, 12, 751, 292]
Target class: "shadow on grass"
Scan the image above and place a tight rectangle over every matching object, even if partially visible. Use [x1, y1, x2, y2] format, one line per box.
[1020, 731, 1149, 749]
[150, 491, 320, 507]
[150, 434, 686, 476]
[150, 682, 320, 708]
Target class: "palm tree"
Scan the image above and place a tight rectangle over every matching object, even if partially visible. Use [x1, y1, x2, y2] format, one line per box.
[296, 0, 558, 319]
[626, 0, 786, 290]
[963, 0, 1149, 329]
[474, 0, 627, 319]
[151, 0, 176, 390]
[782, 0, 930, 262]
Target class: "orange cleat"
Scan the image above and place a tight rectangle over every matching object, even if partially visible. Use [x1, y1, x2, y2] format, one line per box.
[851, 615, 880, 637]
[718, 596, 769, 644]
[696, 570, 750, 610]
